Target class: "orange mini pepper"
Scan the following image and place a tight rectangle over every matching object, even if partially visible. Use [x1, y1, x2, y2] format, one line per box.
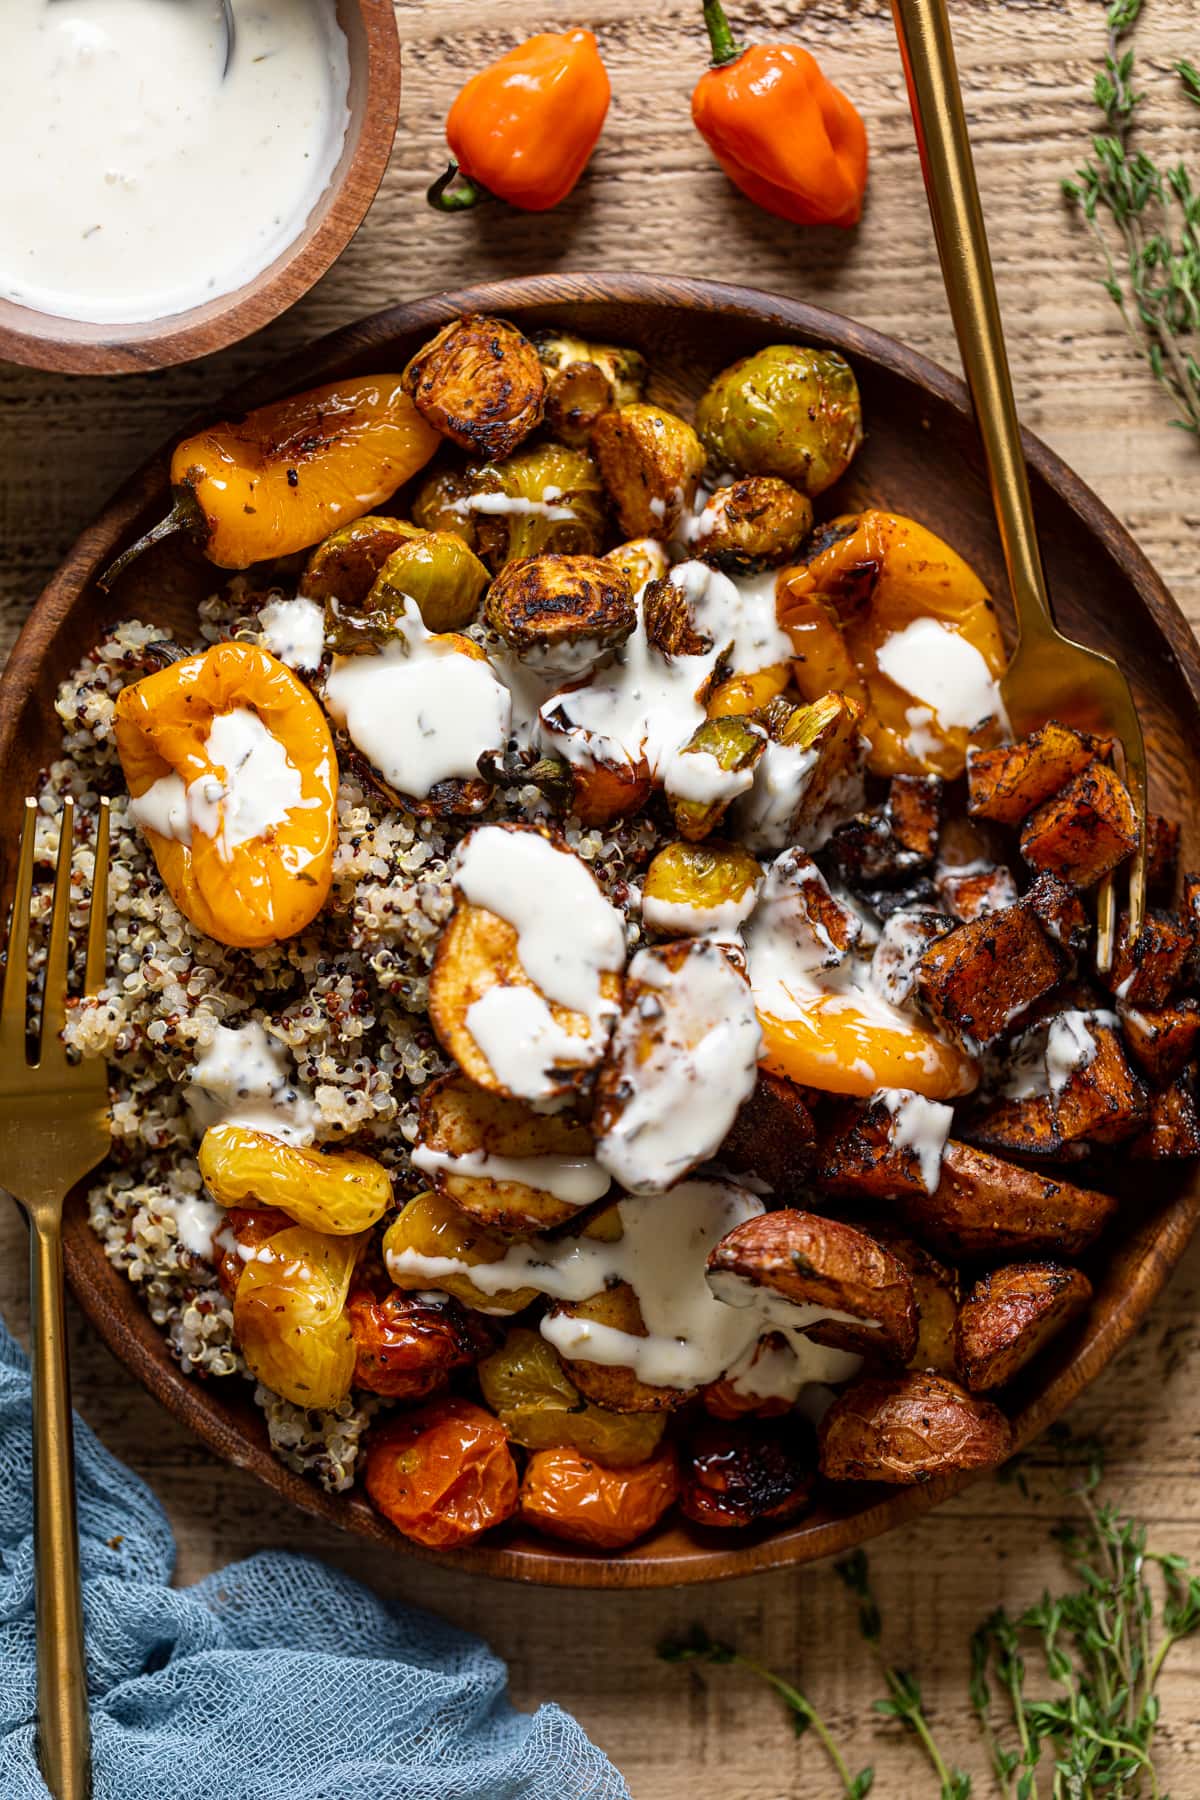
[428, 30, 611, 214]
[114, 642, 338, 949]
[691, 0, 868, 228]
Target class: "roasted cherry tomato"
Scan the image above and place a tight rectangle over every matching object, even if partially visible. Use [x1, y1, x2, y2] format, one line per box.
[679, 1417, 817, 1529]
[518, 1444, 680, 1550]
[347, 1284, 501, 1401]
[364, 1397, 519, 1549]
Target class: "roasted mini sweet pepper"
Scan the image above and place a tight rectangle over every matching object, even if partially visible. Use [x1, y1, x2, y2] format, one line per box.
[114, 642, 338, 948]
[428, 31, 611, 213]
[691, 0, 868, 229]
[102, 377, 440, 581]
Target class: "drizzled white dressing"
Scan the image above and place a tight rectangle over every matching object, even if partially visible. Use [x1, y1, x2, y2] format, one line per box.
[411, 1142, 611, 1207]
[130, 708, 315, 862]
[874, 1087, 953, 1193]
[876, 617, 1007, 733]
[258, 597, 326, 674]
[186, 1020, 315, 1145]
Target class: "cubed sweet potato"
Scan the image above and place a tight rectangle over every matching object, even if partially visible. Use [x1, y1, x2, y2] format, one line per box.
[1023, 871, 1091, 955]
[967, 723, 1098, 826]
[888, 774, 943, 862]
[1129, 1073, 1200, 1158]
[718, 1071, 818, 1194]
[816, 1095, 950, 1203]
[1020, 761, 1139, 889]
[900, 1140, 1118, 1257]
[962, 1092, 1066, 1160]
[1053, 1024, 1148, 1146]
[826, 811, 922, 887]
[936, 863, 1019, 922]
[916, 905, 1065, 1048]
[1118, 999, 1200, 1085]
[1145, 813, 1181, 899]
[818, 1372, 1012, 1483]
[1108, 908, 1193, 1008]
[954, 1262, 1092, 1391]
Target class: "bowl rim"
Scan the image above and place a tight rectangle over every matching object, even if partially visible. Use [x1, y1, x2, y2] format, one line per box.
[8, 270, 1200, 1586]
[0, 0, 400, 377]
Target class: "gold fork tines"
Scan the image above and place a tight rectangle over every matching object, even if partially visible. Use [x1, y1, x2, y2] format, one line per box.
[1, 794, 112, 1800]
[892, 0, 1148, 973]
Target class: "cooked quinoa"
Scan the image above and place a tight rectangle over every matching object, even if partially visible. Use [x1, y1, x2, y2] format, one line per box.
[41, 583, 661, 1493]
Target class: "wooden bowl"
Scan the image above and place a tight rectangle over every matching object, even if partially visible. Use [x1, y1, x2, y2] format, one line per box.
[0, 1, 399, 376]
[4, 274, 1198, 1587]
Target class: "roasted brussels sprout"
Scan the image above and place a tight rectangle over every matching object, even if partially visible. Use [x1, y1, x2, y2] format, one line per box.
[382, 1188, 539, 1315]
[199, 1123, 392, 1235]
[348, 1281, 501, 1400]
[695, 344, 863, 497]
[534, 332, 649, 446]
[484, 552, 636, 676]
[301, 514, 420, 608]
[603, 536, 670, 594]
[519, 1443, 680, 1549]
[358, 531, 490, 634]
[665, 714, 766, 841]
[414, 443, 608, 572]
[364, 1397, 519, 1549]
[401, 313, 544, 459]
[641, 576, 717, 659]
[689, 476, 814, 571]
[478, 1327, 667, 1466]
[678, 1416, 817, 1529]
[641, 839, 763, 937]
[733, 689, 865, 851]
[591, 403, 706, 538]
[233, 1224, 363, 1410]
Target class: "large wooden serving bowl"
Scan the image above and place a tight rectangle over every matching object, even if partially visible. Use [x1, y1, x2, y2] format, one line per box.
[3, 275, 1198, 1586]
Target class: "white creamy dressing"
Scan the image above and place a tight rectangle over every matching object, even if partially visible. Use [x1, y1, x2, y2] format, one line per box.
[0, 0, 349, 324]
[1001, 1008, 1118, 1101]
[453, 826, 626, 1100]
[663, 743, 761, 808]
[722, 1333, 863, 1403]
[641, 884, 762, 941]
[903, 705, 944, 763]
[869, 910, 941, 1008]
[876, 617, 1007, 733]
[411, 1142, 611, 1207]
[732, 740, 819, 850]
[154, 1191, 224, 1260]
[450, 490, 578, 522]
[130, 708, 317, 861]
[258, 597, 326, 674]
[874, 1087, 953, 1193]
[594, 944, 762, 1195]
[323, 598, 511, 799]
[186, 1020, 315, 1145]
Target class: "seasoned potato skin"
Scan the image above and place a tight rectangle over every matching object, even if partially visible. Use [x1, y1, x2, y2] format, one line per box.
[900, 1140, 1118, 1258]
[818, 1372, 1013, 1483]
[954, 1262, 1092, 1392]
[402, 314, 544, 459]
[1020, 761, 1140, 889]
[518, 1443, 679, 1549]
[547, 1282, 697, 1413]
[867, 1223, 960, 1375]
[707, 1210, 918, 1363]
[484, 552, 635, 664]
[695, 344, 863, 497]
[679, 1417, 817, 1529]
[689, 476, 814, 571]
[591, 403, 706, 538]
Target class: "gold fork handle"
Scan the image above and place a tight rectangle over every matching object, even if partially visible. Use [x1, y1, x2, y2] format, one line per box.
[29, 1212, 92, 1800]
[891, 0, 1055, 642]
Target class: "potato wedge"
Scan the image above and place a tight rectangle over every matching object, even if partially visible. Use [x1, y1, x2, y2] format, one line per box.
[954, 1261, 1092, 1391]
[916, 904, 1065, 1048]
[402, 313, 544, 459]
[900, 1140, 1117, 1257]
[545, 1282, 697, 1412]
[1020, 761, 1139, 889]
[718, 1072, 818, 1194]
[679, 1416, 817, 1529]
[867, 1222, 960, 1375]
[818, 1372, 1012, 1483]
[591, 402, 706, 539]
[706, 1210, 918, 1363]
[967, 723, 1098, 825]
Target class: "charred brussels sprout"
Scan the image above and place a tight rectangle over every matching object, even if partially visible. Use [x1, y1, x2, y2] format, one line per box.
[695, 345, 863, 497]
[485, 553, 636, 676]
[410, 468, 480, 547]
[302, 515, 421, 608]
[690, 475, 814, 570]
[323, 532, 489, 650]
[534, 332, 649, 446]
[591, 403, 706, 538]
[414, 444, 607, 572]
[401, 313, 545, 459]
[666, 715, 766, 841]
[641, 840, 763, 935]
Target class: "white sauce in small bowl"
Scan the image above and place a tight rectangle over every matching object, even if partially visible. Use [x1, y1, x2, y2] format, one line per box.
[0, 0, 350, 324]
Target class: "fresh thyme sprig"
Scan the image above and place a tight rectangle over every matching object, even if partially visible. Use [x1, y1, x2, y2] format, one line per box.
[1063, 0, 1200, 436]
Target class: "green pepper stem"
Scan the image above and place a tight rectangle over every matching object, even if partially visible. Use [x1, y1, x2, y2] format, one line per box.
[702, 0, 745, 66]
[97, 489, 204, 593]
[426, 161, 492, 213]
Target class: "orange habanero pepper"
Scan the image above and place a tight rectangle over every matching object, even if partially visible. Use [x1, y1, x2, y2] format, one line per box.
[102, 377, 441, 582]
[114, 642, 338, 949]
[428, 31, 610, 214]
[691, 0, 868, 229]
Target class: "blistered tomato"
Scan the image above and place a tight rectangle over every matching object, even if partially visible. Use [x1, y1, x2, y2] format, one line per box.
[364, 1397, 519, 1549]
[518, 1444, 680, 1550]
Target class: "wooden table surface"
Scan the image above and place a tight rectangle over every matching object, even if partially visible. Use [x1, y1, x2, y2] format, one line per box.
[3, 2, 1199, 1792]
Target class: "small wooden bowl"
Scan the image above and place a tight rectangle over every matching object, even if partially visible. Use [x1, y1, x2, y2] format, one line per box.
[4, 274, 1199, 1586]
[0, 0, 399, 376]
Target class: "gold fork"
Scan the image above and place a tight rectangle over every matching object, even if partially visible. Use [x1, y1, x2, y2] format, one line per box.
[891, 0, 1148, 969]
[2, 795, 111, 1800]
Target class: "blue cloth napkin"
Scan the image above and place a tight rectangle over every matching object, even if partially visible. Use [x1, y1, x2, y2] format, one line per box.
[0, 1319, 630, 1800]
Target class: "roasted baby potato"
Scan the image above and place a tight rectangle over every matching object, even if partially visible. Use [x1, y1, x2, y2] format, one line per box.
[518, 1443, 679, 1549]
[593, 939, 760, 1195]
[734, 690, 865, 851]
[347, 1282, 500, 1400]
[818, 1372, 1012, 1483]
[591, 402, 706, 538]
[415, 1071, 607, 1234]
[604, 535, 670, 594]
[478, 1328, 666, 1466]
[338, 530, 490, 636]
[640, 838, 763, 937]
[1118, 999, 1200, 1085]
[816, 1092, 951, 1204]
[233, 1224, 363, 1411]
[302, 514, 421, 609]
[967, 723, 1099, 826]
[867, 1222, 960, 1375]
[719, 1072, 818, 1193]
[1108, 908, 1193, 1007]
[954, 1262, 1092, 1391]
[364, 1396, 519, 1549]
[402, 313, 544, 459]
[916, 903, 1065, 1048]
[665, 715, 766, 841]
[546, 1281, 697, 1413]
[1131, 1074, 1200, 1158]
[199, 1122, 392, 1235]
[534, 332, 648, 446]
[899, 1140, 1118, 1258]
[1020, 761, 1140, 889]
[706, 1210, 918, 1363]
[695, 344, 863, 497]
[484, 552, 635, 675]
[383, 1188, 539, 1315]
[678, 1416, 817, 1529]
[688, 476, 814, 570]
